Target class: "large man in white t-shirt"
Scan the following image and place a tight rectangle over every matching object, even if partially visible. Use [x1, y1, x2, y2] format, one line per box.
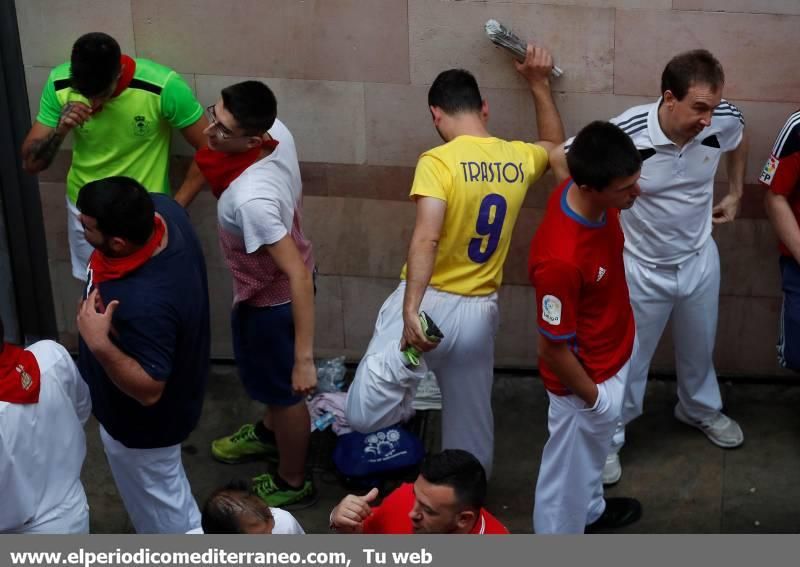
[552, 49, 748, 484]
[0, 316, 92, 533]
[196, 81, 318, 509]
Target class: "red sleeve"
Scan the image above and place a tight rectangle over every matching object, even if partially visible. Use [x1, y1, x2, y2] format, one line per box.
[761, 113, 800, 196]
[761, 152, 800, 196]
[531, 259, 581, 341]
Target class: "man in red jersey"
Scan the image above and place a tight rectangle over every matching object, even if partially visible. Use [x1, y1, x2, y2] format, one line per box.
[329, 449, 507, 534]
[761, 110, 800, 369]
[529, 121, 642, 533]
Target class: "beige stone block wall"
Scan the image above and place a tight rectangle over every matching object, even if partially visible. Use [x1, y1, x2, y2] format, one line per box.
[614, 9, 800, 102]
[17, 0, 800, 376]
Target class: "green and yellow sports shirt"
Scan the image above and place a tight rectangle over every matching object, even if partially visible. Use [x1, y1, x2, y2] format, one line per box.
[36, 58, 203, 204]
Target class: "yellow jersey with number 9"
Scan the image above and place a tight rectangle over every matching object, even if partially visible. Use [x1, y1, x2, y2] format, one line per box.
[400, 135, 549, 296]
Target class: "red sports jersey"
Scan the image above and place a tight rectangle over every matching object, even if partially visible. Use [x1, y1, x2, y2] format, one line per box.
[528, 178, 635, 396]
[361, 483, 509, 534]
[760, 110, 800, 257]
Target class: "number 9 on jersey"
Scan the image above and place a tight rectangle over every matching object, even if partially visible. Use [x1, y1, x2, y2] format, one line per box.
[468, 194, 508, 264]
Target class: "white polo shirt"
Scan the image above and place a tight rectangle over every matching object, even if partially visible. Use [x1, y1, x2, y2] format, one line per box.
[566, 99, 744, 264]
[614, 99, 744, 264]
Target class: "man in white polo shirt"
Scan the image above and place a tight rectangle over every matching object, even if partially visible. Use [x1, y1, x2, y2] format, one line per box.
[551, 49, 747, 485]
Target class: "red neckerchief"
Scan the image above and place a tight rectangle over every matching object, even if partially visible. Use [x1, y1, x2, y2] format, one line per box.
[88, 216, 166, 284]
[91, 55, 136, 113]
[194, 139, 280, 199]
[0, 344, 41, 404]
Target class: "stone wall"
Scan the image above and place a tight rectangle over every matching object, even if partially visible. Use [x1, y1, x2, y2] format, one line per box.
[17, 0, 800, 375]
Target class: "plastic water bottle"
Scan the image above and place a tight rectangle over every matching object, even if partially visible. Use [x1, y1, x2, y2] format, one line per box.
[316, 357, 347, 393]
[311, 411, 336, 432]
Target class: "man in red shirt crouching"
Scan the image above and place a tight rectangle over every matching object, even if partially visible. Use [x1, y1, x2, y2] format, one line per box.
[530, 121, 643, 534]
[329, 449, 508, 534]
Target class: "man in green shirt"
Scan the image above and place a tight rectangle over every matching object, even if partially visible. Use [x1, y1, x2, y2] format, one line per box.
[22, 32, 208, 280]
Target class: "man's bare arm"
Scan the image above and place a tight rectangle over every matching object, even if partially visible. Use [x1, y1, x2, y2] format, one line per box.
[548, 143, 570, 183]
[713, 130, 748, 225]
[537, 334, 598, 406]
[515, 45, 565, 155]
[173, 116, 210, 207]
[261, 235, 317, 396]
[77, 291, 166, 406]
[180, 115, 209, 151]
[22, 103, 92, 173]
[174, 160, 208, 207]
[765, 191, 800, 263]
[401, 196, 447, 352]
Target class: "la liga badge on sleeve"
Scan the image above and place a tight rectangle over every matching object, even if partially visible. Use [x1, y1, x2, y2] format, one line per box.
[542, 295, 562, 325]
[760, 155, 779, 185]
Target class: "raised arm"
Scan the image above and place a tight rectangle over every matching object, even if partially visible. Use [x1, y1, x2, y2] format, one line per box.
[515, 45, 565, 155]
[548, 143, 570, 183]
[21, 103, 91, 174]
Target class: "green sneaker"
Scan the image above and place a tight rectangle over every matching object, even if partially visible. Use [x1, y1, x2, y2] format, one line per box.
[251, 473, 316, 509]
[211, 423, 278, 464]
[403, 311, 444, 366]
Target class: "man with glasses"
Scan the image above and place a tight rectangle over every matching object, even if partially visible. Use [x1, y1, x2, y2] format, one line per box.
[21, 32, 208, 280]
[194, 81, 317, 508]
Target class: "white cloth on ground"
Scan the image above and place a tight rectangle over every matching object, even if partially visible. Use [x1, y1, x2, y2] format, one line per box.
[307, 392, 352, 435]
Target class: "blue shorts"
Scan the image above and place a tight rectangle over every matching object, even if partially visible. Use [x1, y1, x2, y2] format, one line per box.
[779, 256, 800, 370]
[232, 302, 303, 406]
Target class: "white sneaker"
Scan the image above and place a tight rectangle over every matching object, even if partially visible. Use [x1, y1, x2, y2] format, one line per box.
[674, 404, 744, 448]
[602, 453, 622, 485]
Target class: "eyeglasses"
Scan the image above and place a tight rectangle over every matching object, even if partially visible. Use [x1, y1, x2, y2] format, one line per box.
[205, 104, 245, 140]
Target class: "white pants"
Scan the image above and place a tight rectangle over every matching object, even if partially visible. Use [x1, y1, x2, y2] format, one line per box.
[345, 282, 499, 477]
[100, 425, 201, 534]
[611, 239, 723, 453]
[14, 482, 89, 534]
[533, 354, 632, 534]
[67, 197, 93, 281]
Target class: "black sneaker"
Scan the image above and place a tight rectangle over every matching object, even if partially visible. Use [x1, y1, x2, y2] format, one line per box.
[585, 497, 642, 533]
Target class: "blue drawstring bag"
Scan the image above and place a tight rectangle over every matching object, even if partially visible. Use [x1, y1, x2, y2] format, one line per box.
[333, 425, 425, 488]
